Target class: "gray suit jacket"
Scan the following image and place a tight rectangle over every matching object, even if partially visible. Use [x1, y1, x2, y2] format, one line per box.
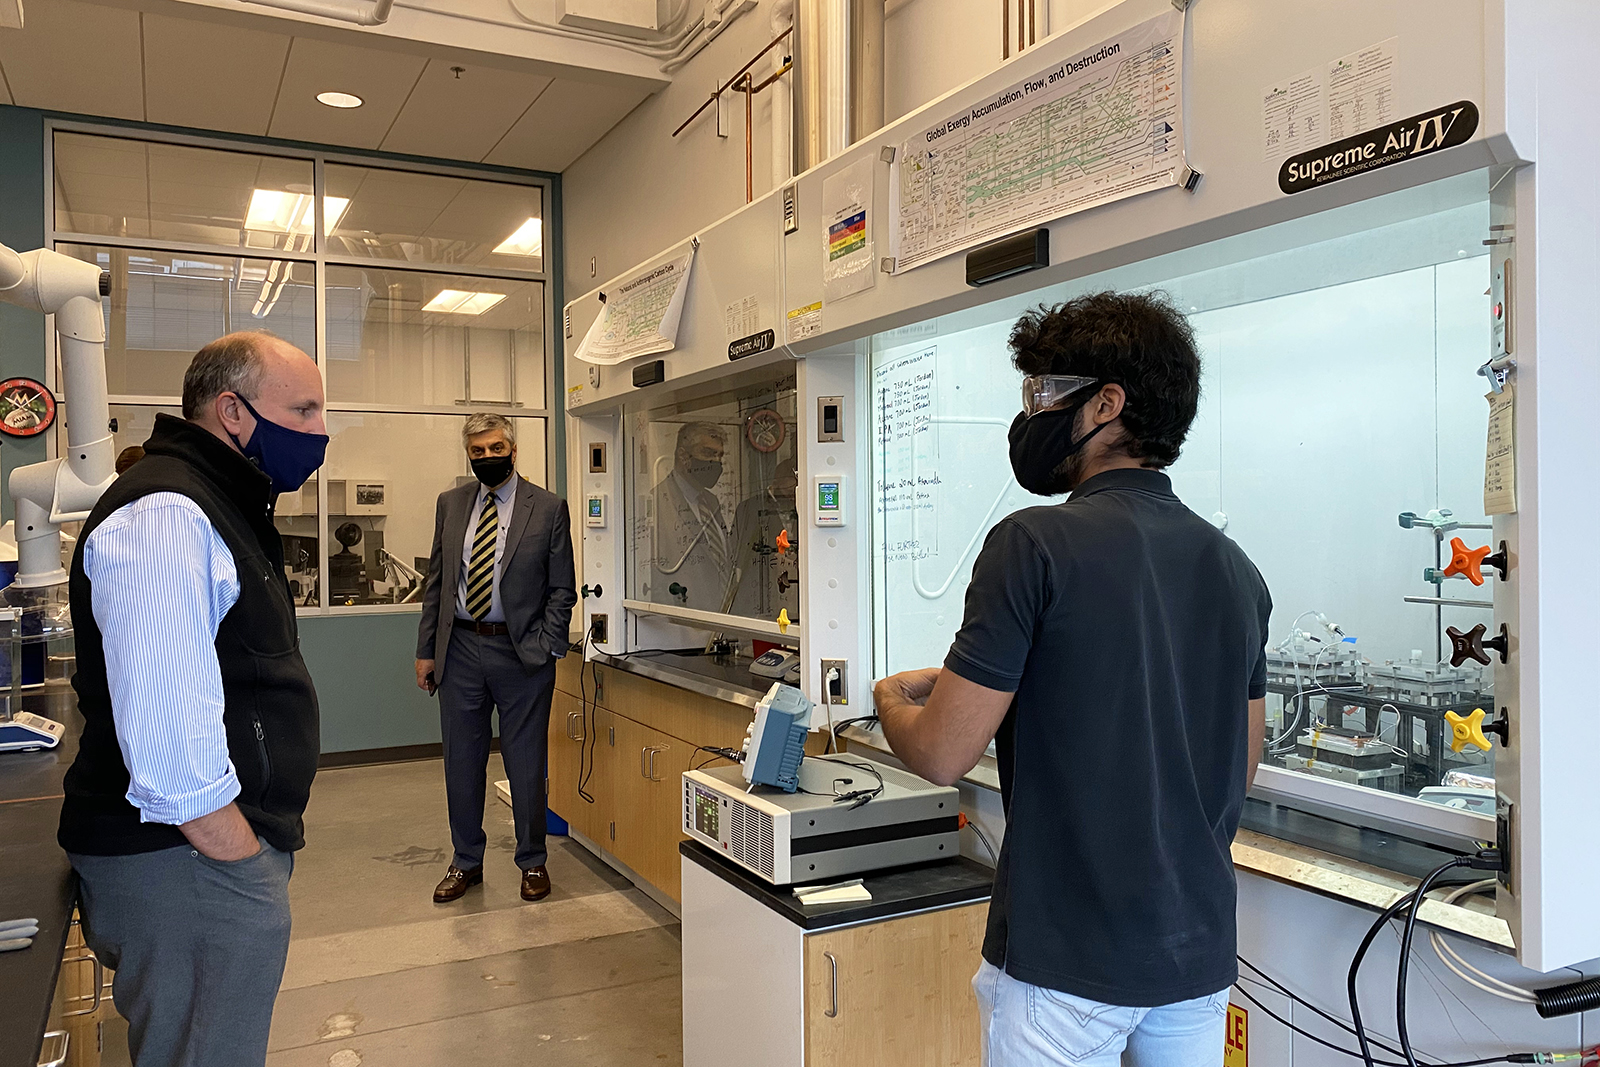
[417, 476, 577, 684]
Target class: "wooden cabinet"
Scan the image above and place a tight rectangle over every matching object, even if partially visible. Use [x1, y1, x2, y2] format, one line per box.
[544, 658, 828, 905]
[803, 904, 987, 1067]
[45, 912, 106, 1067]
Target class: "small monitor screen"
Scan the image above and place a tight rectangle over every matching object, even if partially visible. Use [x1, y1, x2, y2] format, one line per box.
[694, 786, 719, 838]
[588, 497, 603, 517]
[818, 483, 840, 510]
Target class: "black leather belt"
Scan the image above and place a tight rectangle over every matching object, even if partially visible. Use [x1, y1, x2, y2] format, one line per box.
[455, 619, 510, 636]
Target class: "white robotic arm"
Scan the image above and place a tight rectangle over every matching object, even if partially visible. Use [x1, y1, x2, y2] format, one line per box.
[0, 241, 114, 587]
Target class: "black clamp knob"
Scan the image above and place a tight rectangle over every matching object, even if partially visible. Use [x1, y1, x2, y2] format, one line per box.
[669, 582, 688, 604]
[1482, 541, 1510, 582]
[1447, 622, 1510, 667]
[1484, 708, 1511, 747]
[98, 270, 111, 297]
[581, 583, 604, 599]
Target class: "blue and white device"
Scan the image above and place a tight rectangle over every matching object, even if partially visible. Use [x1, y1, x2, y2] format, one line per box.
[0, 712, 64, 752]
[742, 682, 811, 793]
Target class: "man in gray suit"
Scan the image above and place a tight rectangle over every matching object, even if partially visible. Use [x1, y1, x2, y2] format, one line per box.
[416, 412, 576, 904]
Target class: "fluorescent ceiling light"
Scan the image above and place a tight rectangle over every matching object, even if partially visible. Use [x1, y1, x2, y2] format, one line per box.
[245, 189, 351, 237]
[422, 289, 507, 315]
[317, 91, 364, 109]
[491, 217, 543, 258]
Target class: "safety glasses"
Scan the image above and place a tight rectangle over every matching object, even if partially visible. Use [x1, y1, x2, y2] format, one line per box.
[1021, 375, 1098, 418]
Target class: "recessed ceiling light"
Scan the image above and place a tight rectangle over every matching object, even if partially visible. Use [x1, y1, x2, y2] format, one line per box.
[245, 189, 350, 236]
[491, 217, 543, 258]
[317, 91, 364, 109]
[422, 289, 507, 315]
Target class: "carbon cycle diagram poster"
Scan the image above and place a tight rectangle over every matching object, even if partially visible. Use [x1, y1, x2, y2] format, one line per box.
[892, 10, 1186, 274]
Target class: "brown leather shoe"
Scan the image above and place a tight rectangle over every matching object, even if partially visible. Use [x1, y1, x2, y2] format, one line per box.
[433, 865, 483, 903]
[521, 865, 551, 901]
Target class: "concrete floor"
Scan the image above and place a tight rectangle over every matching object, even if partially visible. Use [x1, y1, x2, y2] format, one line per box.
[101, 755, 684, 1066]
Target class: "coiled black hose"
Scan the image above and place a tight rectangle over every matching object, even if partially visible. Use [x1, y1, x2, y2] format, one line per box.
[1534, 975, 1600, 1019]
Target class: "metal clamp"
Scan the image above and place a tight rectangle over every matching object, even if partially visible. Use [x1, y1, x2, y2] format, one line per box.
[1478, 353, 1516, 395]
[37, 1030, 68, 1067]
[60, 949, 104, 1018]
[823, 951, 840, 1017]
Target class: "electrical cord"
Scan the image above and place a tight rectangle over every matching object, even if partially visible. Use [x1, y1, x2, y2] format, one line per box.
[576, 631, 597, 804]
[797, 756, 884, 809]
[1398, 857, 1495, 1067]
[1429, 881, 1536, 1004]
[957, 813, 998, 864]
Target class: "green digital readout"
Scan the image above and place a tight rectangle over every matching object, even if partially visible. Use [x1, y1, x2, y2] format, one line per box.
[588, 497, 603, 517]
[818, 482, 840, 510]
[694, 786, 719, 838]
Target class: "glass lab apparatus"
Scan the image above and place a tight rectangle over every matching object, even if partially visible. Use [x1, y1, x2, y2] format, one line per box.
[0, 584, 74, 729]
[869, 171, 1501, 822]
[625, 367, 802, 632]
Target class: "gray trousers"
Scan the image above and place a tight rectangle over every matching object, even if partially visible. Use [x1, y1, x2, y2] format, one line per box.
[439, 626, 556, 871]
[69, 838, 293, 1067]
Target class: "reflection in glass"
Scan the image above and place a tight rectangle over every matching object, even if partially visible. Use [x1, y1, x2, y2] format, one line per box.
[323, 164, 544, 271]
[322, 412, 547, 608]
[58, 245, 315, 398]
[869, 179, 1495, 807]
[324, 266, 545, 410]
[104, 405, 321, 607]
[627, 373, 800, 624]
[53, 133, 315, 251]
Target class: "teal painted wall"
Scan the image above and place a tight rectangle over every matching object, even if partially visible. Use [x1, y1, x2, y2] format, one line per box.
[0, 103, 564, 753]
[299, 612, 441, 753]
[0, 106, 47, 525]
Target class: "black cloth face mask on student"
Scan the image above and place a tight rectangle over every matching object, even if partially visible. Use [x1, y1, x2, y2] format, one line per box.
[1007, 396, 1113, 497]
[471, 454, 516, 488]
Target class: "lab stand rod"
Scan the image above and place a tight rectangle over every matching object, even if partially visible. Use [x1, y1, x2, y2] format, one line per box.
[672, 27, 793, 137]
[1404, 596, 1495, 610]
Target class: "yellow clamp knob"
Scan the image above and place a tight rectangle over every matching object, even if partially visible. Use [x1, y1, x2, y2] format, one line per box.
[776, 608, 791, 635]
[1445, 708, 1493, 753]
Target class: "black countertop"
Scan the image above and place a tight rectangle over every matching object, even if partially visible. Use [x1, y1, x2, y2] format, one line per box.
[681, 839, 993, 931]
[0, 688, 80, 1067]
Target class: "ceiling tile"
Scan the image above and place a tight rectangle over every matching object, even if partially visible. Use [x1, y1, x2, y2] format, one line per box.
[267, 36, 426, 150]
[483, 78, 647, 172]
[380, 59, 551, 163]
[143, 13, 291, 137]
[0, 0, 142, 120]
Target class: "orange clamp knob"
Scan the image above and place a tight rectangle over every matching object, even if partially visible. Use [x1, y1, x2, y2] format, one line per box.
[1443, 537, 1494, 586]
[775, 529, 791, 555]
[1445, 708, 1493, 754]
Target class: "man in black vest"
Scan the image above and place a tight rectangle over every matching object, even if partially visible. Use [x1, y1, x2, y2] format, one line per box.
[59, 331, 327, 1067]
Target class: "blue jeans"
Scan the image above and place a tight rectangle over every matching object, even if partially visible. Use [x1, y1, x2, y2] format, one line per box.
[975, 960, 1229, 1067]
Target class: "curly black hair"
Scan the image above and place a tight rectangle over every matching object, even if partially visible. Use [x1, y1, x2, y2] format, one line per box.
[1008, 291, 1201, 467]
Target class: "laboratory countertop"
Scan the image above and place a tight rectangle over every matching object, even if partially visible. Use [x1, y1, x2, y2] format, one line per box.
[836, 722, 1514, 950]
[594, 648, 770, 709]
[680, 839, 993, 931]
[0, 687, 80, 1067]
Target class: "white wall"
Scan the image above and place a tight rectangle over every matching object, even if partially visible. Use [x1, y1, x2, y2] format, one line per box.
[562, 0, 1100, 302]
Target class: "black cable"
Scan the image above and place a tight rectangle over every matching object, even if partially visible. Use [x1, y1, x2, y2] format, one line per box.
[576, 632, 596, 804]
[1398, 859, 1473, 1067]
[1351, 888, 1424, 1067]
[1239, 956, 1408, 1059]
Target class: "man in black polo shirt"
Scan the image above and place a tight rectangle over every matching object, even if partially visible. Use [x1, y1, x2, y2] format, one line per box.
[875, 292, 1271, 1067]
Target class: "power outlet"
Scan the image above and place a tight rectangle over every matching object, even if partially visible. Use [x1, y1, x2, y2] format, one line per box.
[590, 613, 608, 644]
[821, 659, 848, 706]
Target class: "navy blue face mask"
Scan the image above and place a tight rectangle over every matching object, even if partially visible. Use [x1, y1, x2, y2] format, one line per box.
[231, 394, 329, 496]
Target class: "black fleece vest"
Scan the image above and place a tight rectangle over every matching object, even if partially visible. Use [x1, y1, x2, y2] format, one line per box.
[58, 415, 320, 855]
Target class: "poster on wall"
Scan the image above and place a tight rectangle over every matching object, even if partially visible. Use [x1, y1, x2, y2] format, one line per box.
[890, 9, 1186, 274]
[822, 156, 877, 302]
[573, 243, 697, 365]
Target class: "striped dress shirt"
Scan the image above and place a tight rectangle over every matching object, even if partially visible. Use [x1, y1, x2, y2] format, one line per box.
[83, 492, 242, 826]
[453, 476, 517, 624]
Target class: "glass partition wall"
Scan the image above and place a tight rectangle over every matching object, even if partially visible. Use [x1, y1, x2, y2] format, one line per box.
[48, 125, 554, 613]
[870, 171, 1500, 833]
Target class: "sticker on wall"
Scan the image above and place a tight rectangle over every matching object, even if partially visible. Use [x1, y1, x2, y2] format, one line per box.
[0, 378, 56, 437]
[787, 302, 822, 342]
[744, 408, 786, 453]
[1224, 1003, 1247, 1067]
[1278, 100, 1478, 194]
[1262, 38, 1397, 164]
[728, 330, 775, 362]
[822, 156, 877, 303]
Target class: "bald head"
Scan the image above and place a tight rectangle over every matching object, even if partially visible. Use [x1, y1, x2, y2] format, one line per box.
[185, 331, 325, 452]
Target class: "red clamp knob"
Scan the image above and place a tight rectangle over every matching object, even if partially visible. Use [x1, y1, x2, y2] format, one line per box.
[1446, 623, 1510, 667]
[1443, 538, 1493, 586]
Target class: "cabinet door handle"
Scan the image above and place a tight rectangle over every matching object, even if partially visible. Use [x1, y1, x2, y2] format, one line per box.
[823, 951, 839, 1017]
[37, 1030, 68, 1067]
[60, 950, 103, 1018]
[648, 747, 660, 782]
[641, 746, 651, 778]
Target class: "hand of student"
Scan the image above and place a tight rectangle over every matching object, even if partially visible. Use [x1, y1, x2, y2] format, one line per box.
[415, 658, 436, 693]
[874, 667, 942, 711]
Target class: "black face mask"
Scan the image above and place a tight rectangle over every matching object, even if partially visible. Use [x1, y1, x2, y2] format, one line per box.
[471, 454, 515, 488]
[684, 459, 723, 490]
[1007, 404, 1112, 496]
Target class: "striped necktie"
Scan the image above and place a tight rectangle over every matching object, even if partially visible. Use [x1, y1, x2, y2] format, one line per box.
[465, 491, 499, 621]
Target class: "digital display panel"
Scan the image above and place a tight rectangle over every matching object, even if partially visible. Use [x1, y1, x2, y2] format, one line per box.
[694, 786, 720, 838]
[588, 497, 603, 517]
[818, 482, 840, 510]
